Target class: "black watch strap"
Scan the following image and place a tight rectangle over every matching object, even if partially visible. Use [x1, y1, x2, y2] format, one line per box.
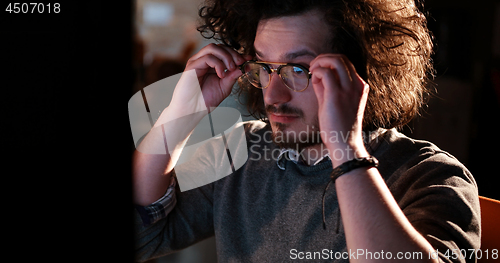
[330, 156, 379, 181]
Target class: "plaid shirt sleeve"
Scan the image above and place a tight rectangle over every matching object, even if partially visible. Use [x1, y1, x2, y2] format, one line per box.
[135, 175, 177, 227]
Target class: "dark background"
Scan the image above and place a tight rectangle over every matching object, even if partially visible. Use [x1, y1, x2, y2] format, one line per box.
[2, 0, 498, 262]
[2, 2, 135, 262]
[404, 0, 500, 201]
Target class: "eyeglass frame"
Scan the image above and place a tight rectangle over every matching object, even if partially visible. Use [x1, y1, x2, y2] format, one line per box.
[238, 60, 312, 92]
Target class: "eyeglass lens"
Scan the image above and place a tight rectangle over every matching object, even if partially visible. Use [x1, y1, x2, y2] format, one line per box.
[242, 62, 309, 91]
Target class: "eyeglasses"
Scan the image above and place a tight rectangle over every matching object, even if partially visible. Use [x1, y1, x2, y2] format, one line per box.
[239, 60, 312, 92]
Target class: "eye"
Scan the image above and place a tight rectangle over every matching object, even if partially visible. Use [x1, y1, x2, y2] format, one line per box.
[292, 66, 306, 76]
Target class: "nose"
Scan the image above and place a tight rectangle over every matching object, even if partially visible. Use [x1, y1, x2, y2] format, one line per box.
[263, 71, 293, 107]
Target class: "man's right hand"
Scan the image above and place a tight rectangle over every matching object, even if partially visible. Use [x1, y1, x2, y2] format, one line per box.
[184, 43, 251, 110]
[133, 43, 251, 206]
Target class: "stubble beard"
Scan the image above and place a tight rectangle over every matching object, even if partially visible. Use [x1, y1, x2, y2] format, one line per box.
[269, 117, 323, 152]
[265, 103, 323, 151]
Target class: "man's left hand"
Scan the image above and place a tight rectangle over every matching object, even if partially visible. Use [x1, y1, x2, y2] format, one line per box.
[309, 54, 370, 167]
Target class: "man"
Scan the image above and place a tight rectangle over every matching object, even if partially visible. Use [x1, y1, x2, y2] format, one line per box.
[133, 0, 480, 262]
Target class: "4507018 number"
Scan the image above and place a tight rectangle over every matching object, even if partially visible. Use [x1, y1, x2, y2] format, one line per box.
[6, 3, 60, 14]
[441, 248, 498, 260]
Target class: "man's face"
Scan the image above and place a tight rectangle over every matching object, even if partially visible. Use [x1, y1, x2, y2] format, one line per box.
[254, 10, 332, 150]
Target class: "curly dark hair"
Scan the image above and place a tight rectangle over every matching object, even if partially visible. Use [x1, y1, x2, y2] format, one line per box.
[197, 0, 434, 131]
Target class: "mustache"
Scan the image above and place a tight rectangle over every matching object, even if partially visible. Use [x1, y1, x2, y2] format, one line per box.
[265, 104, 304, 117]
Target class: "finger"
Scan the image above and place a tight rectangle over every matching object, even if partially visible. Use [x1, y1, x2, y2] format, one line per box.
[311, 67, 339, 86]
[216, 44, 248, 67]
[242, 54, 254, 63]
[311, 67, 341, 99]
[314, 54, 368, 89]
[190, 43, 239, 72]
[220, 67, 243, 88]
[187, 53, 243, 94]
[188, 54, 228, 79]
[310, 54, 355, 90]
[310, 73, 325, 105]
